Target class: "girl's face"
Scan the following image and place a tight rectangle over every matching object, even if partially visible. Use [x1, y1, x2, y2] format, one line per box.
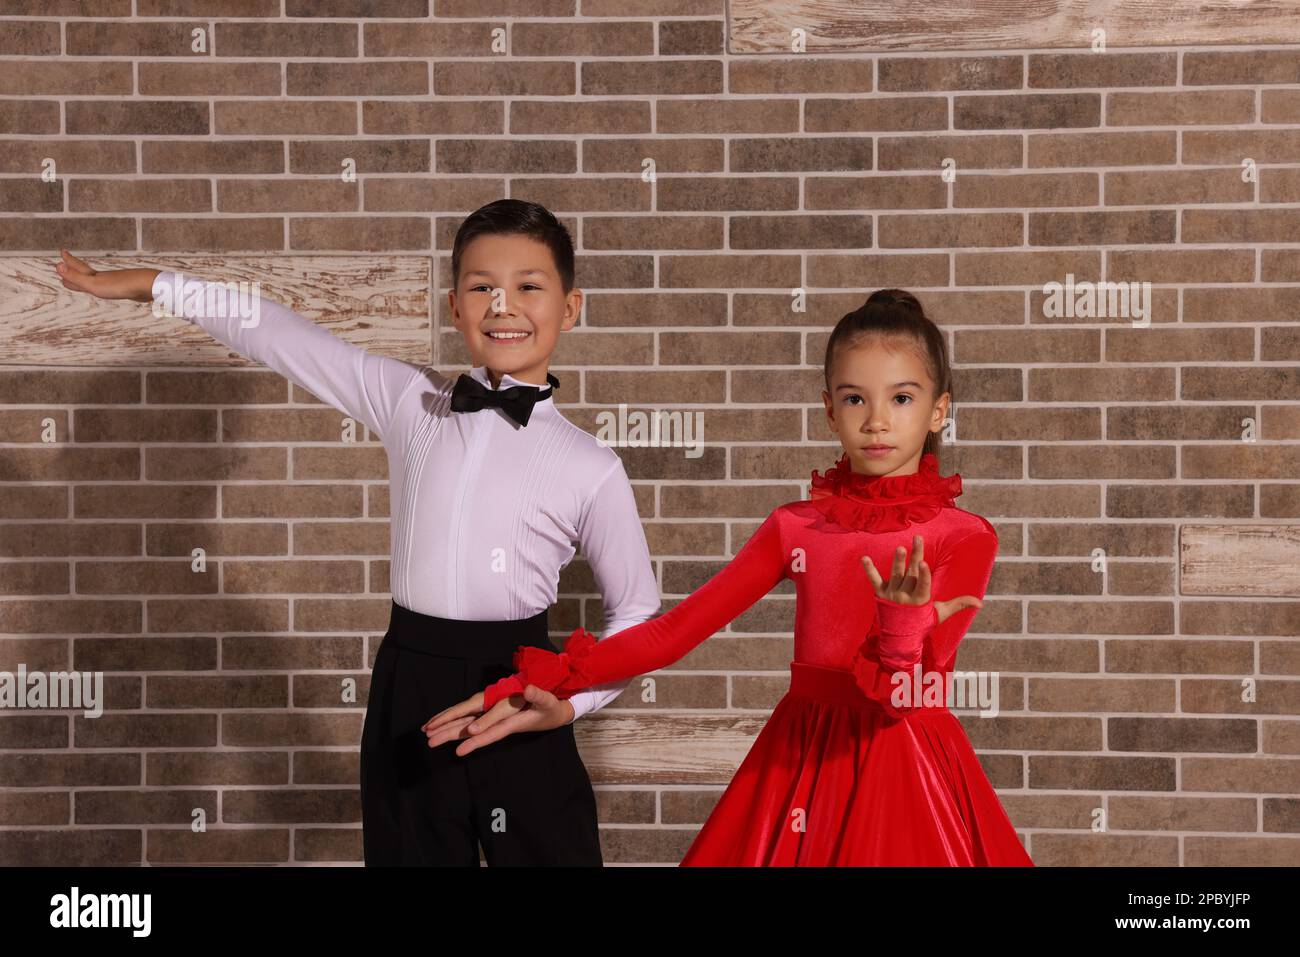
[821, 338, 949, 478]
[448, 233, 582, 388]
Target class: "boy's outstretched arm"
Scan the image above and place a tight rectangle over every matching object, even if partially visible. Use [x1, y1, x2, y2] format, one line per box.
[55, 249, 425, 441]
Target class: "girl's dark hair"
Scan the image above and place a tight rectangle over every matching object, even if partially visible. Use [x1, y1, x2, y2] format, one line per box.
[451, 198, 576, 293]
[822, 288, 951, 460]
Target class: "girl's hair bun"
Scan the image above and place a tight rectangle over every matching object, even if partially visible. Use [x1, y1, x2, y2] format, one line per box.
[865, 288, 923, 313]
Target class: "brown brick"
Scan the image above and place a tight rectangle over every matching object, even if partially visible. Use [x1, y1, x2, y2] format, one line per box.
[1105, 168, 1251, 205]
[658, 98, 799, 133]
[437, 138, 572, 174]
[956, 93, 1100, 129]
[513, 102, 651, 135]
[1107, 89, 1255, 125]
[584, 291, 727, 327]
[0, 790, 70, 826]
[1029, 130, 1177, 167]
[659, 330, 799, 365]
[809, 252, 950, 287]
[223, 788, 359, 823]
[658, 19, 723, 56]
[879, 134, 1024, 170]
[881, 55, 1022, 91]
[147, 751, 287, 786]
[0, 61, 131, 95]
[215, 22, 357, 57]
[808, 174, 948, 210]
[582, 59, 721, 96]
[364, 177, 501, 212]
[586, 140, 721, 177]
[0, 830, 141, 866]
[75, 560, 218, 595]
[67, 99, 208, 135]
[0, 18, 59, 55]
[74, 713, 217, 748]
[147, 828, 289, 863]
[729, 213, 870, 249]
[66, 21, 206, 57]
[657, 176, 798, 211]
[1262, 89, 1300, 124]
[513, 20, 653, 56]
[143, 139, 286, 173]
[587, 214, 728, 248]
[74, 789, 217, 825]
[1183, 50, 1300, 85]
[0, 139, 135, 173]
[143, 216, 285, 251]
[0, 99, 59, 134]
[660, 253, 799, 289]
[284, 0, 426, 15]
[290, 138, 429, 173]
[286, 61, 428, 96]
[730, 58, 872, 93]
[222, 712, 361, 747]
[365, 99, 502, 135]
[1029, 52, 1177, 88]
[0, 180, 60, 212]
[146, 675, 288, 709]
[75, 635, 216, 672]
[436, 60, 575, 96]
[1183, 129, 1300, 163]
[1182, 208, 1300, 243]
[1107, 248, 1254, 284]
[956, 172, 1098, 208]
[804, 97, 947, 132]
[880, 211, 1023, 247]
[1030, 209, 1174, 245]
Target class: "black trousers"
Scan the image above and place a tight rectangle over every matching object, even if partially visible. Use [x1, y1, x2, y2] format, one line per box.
[359, 599, 603, 866]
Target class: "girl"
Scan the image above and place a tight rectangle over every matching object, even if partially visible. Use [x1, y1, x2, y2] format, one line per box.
[424, 289, 1033, 867]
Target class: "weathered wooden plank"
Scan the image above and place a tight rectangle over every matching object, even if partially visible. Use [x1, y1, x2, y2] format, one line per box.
[730, 0, 1300, 52]
[0, 256, 433, 368]
[576, 713, 769, 784]
[1181, 524, 1300, 598]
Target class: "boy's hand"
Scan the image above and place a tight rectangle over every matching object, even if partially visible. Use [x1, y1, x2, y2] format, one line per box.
[422, 686, 575, 756]
[861, 534, 982, 625]
[55, 249, 159, 303]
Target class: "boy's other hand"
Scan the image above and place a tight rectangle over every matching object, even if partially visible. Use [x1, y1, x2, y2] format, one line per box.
[422, 686, 576, 756]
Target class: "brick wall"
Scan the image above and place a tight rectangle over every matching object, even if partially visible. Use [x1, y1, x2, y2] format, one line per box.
[0, 1, 1297, 866]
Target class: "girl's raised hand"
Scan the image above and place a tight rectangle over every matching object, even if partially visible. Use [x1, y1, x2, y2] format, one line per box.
[860, 534, 983, 625]
[54, 249, 158, 303]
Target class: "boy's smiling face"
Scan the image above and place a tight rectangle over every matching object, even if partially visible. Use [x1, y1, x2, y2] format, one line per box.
[821, 337, 949, 478]
[448, 233, 582, 389]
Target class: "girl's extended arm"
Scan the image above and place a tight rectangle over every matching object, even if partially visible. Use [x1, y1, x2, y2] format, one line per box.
[482, 508, 790, 710]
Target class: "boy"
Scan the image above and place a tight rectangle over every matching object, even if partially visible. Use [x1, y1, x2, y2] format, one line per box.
[54, 199, 661, 865]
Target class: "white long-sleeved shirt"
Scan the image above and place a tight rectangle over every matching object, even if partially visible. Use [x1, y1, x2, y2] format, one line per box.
[150, 270, 661, 723]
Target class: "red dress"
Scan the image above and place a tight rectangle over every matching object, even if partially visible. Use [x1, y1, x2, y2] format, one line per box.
[483, 452, 1033, 866]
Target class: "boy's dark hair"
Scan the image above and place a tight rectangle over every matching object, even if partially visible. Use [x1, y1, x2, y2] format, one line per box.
[822, 289, 952, 460]
[451, 199, 575, 294]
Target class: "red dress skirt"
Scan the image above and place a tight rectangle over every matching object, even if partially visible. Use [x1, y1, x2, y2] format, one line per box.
[679, 662, 1034, 867]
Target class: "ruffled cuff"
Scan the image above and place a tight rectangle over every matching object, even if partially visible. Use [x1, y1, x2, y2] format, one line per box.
[481, 627, 599, 711]
[873, 595, 937, 672]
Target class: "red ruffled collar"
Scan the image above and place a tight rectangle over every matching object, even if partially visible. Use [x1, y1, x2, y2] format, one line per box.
[806, 451, 962, 532]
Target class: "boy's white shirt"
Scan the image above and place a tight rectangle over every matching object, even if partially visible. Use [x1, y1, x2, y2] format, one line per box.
[152, 271, 661, 723]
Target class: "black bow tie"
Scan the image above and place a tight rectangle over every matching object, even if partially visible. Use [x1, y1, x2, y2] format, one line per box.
[449, 372, 559, 427]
